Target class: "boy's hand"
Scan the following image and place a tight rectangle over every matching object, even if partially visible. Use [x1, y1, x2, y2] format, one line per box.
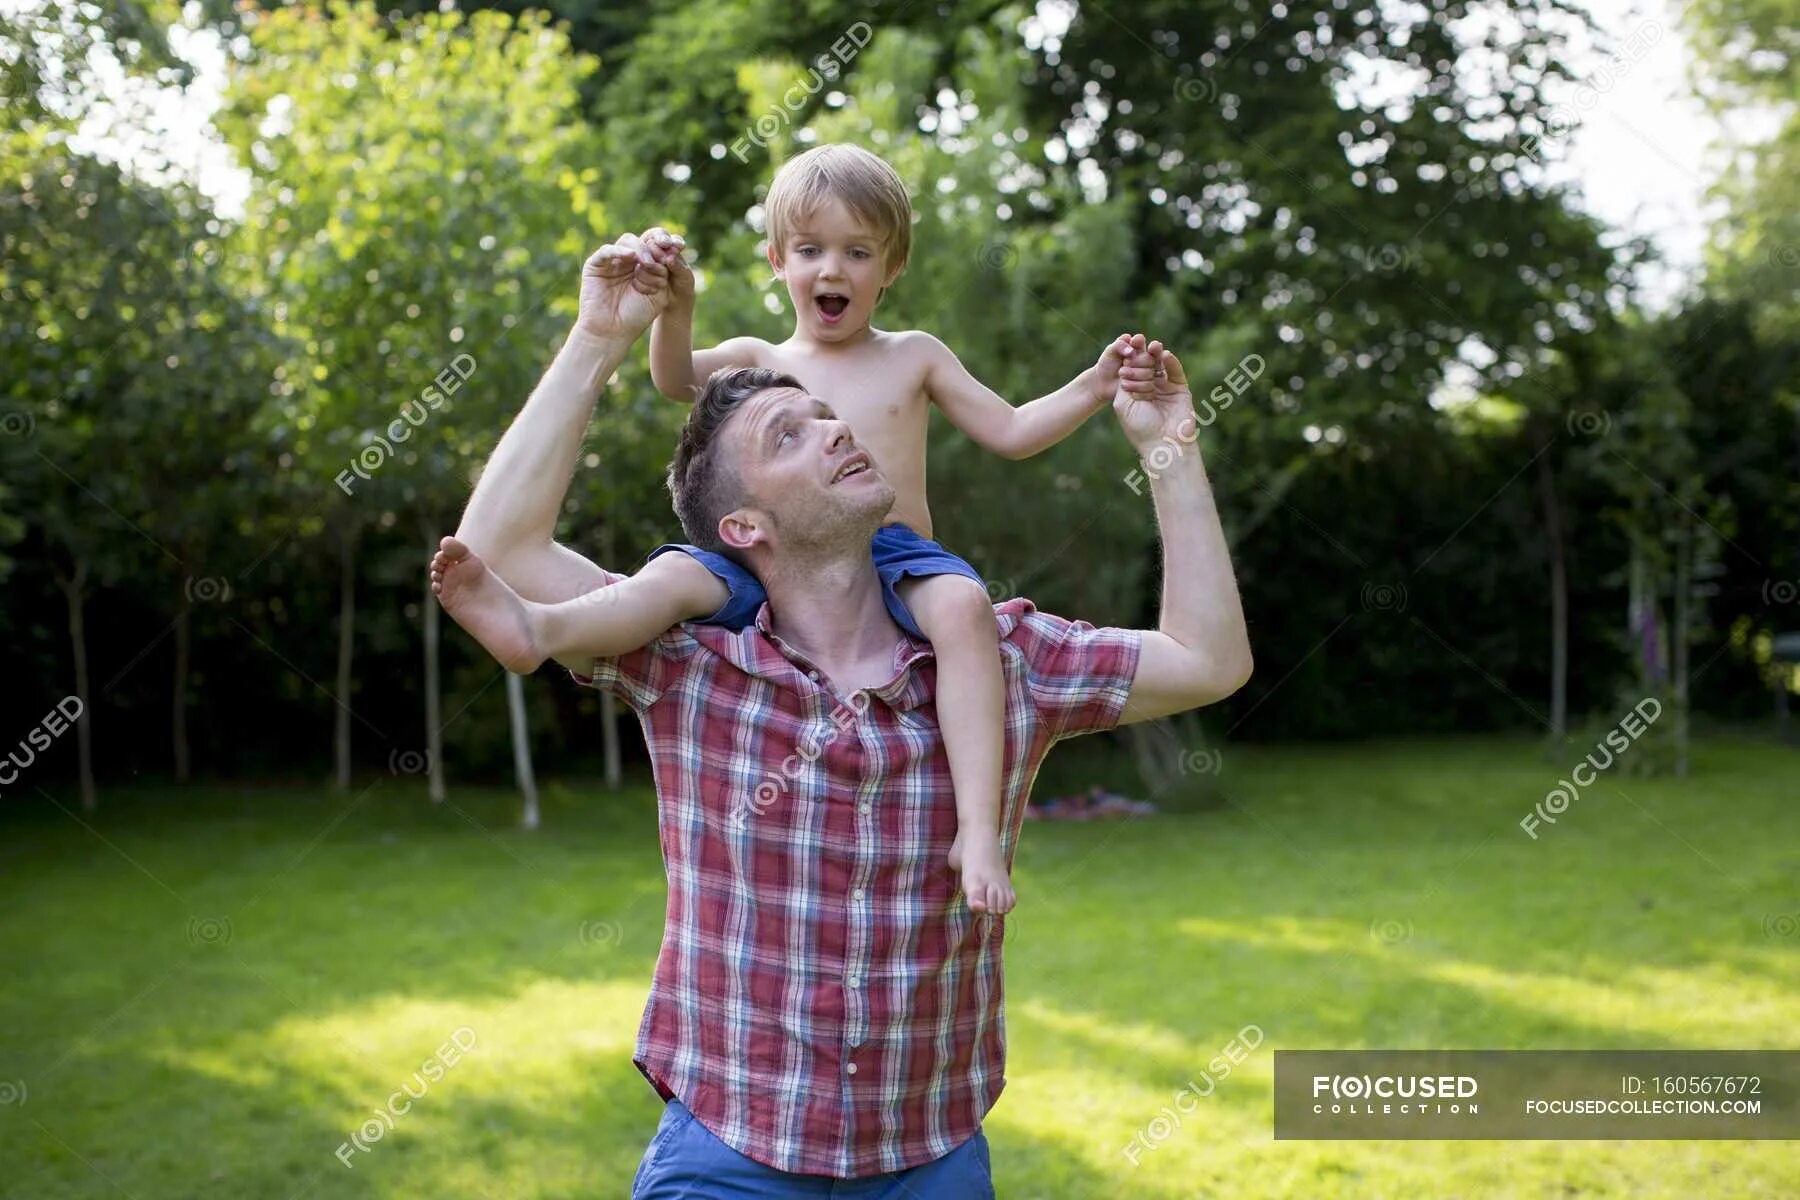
[1091, 334, 1137, 405]
[642, 226, 695, 309]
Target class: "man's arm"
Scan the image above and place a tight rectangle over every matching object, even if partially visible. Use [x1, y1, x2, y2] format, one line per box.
[923, 333, 1136, 460]
[1113, 340, 1255, 724]
[455, 235, 667, 606]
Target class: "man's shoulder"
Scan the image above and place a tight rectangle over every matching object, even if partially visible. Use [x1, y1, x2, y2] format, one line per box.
[993, 597, 1143, 737]
[994, 597, 1139, 659]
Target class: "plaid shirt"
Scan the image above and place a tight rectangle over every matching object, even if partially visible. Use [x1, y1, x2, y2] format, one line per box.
[571, 585, 1141, 1178]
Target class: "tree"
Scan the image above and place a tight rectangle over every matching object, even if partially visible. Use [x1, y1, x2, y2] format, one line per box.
[218, 1, 604, 809]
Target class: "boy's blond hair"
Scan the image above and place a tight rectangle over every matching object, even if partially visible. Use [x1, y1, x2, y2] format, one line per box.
[764, 143, 913, 274]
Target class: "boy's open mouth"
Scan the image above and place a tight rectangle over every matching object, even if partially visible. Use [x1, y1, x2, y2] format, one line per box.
[815, 293, 850, 323]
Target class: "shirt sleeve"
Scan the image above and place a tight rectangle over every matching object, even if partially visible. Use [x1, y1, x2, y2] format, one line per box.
[564, 570, 694, 711]
[1005, 603, 1143, 740]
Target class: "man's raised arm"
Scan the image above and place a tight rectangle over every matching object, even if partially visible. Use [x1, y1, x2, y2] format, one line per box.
[1113, 338, 1255, 724]
[455, 235, 670, 605]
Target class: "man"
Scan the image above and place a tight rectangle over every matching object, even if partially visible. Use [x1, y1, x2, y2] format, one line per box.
[442, 231, 1253, 1196]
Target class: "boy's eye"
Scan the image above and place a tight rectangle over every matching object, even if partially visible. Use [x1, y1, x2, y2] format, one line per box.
[849, 248, 870, 260]
[797, 246, 820, 257]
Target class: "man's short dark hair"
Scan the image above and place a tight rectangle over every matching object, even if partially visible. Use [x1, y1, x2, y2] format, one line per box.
[667, 367, 804, 558]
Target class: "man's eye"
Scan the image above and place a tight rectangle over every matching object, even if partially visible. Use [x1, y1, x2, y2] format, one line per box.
[778, 430, 794, 446]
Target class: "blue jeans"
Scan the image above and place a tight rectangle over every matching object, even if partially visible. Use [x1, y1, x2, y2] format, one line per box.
[630, 1099, 995, 1199]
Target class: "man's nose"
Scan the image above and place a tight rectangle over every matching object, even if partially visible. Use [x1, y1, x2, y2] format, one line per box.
[823, 420, 852, 451]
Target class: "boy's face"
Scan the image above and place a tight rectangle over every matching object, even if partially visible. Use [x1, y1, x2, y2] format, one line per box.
[768, 197, 904, 341]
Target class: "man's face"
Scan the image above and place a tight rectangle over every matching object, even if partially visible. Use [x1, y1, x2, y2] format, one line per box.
[718, 385, 895, 557]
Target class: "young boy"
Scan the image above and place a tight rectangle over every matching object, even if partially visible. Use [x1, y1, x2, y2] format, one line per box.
[439, 145, 1154, 914]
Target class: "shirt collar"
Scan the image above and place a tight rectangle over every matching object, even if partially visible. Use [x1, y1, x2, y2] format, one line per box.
[734, 600, 936, 711]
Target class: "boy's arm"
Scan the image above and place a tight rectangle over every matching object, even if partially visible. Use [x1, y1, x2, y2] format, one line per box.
[922, 332, 1140, 460]
[643, 229, 767, 402]
[539, 552, 727, 676]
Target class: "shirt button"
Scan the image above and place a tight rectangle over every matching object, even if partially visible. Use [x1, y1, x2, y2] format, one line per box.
[847, 974, 860, 988]
[847, 1062, 858, 1075]
[858, 802, 871, 815]
[808, 669, 820, 682]
[852, 888, 864, 902]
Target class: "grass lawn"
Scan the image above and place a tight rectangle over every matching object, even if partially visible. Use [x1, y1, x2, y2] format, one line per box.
[2, 735, 1796, 1197]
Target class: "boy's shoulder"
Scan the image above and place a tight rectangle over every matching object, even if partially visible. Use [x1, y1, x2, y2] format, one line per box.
[869, 327, 950, 361]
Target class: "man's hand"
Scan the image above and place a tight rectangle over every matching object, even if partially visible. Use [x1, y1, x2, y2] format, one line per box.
[643, 226, 695, 309]
[575, 232, 674, 341]
[1112, 334, 1197, 456]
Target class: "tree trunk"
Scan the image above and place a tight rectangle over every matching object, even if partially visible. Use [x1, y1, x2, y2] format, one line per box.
[1672, 508, 1692, 778]
[509, 671, 540, 830]
[56, 559, 97, 811]
[1534, 440, 1568, 744]
[172, 599, 191, 783]
[333, 521, 359, 792]
[423, 528, 445, 803]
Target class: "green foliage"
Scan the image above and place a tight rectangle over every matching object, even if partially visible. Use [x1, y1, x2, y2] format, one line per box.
[217, 1, 605, 535]
[1684, 0, 1800, 338]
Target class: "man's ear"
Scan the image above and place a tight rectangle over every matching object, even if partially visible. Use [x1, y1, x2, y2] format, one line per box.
[718, 508, 768, 555]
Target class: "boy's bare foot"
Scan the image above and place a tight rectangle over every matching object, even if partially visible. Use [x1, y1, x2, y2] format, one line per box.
[949, 829, 1016, 914]
[429, 536, 546, 674]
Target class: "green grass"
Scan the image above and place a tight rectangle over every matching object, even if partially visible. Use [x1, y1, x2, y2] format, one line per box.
[2, 735, 1796, 1197]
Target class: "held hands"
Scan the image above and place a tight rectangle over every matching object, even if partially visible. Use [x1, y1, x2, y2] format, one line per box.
[1110, 333, 1197, 457]
[575, 228, 687, 341]
[641, 226, 695, 307]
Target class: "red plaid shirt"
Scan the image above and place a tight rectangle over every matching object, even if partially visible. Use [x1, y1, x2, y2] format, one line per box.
[571, 586, 1140, 1177]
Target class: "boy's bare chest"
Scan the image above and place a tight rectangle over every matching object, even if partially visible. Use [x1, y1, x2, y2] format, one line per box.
[764, 347, 929, 430]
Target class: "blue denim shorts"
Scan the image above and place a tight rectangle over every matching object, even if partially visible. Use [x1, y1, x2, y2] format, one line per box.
[647, 523, 986, 640]
[630, 1098, 995, 1199]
